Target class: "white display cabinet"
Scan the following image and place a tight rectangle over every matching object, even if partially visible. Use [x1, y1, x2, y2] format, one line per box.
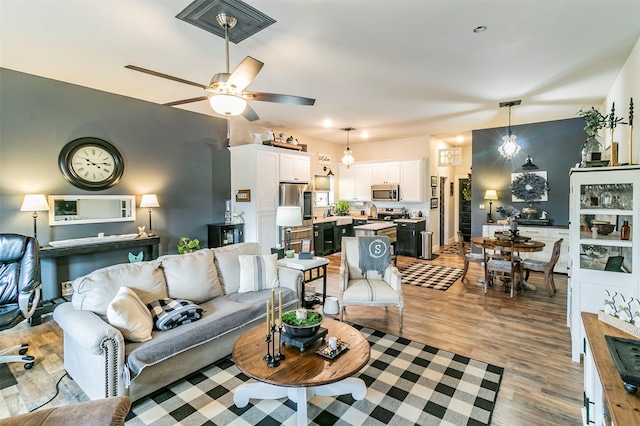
[569, 166, 639, 362]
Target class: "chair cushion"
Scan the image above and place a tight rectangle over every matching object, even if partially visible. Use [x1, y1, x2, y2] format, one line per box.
[486, 259, 515, 273]
[214, 242, 262, 294]
[465, 253, 483, 261]
[106, 286, 153, 342]
[72, 260, 167, 317]
[521, 259, 548, 269]
[342, 278, 400, 303]
[158, 249, 223, 303]
[238, 254, 279, 293]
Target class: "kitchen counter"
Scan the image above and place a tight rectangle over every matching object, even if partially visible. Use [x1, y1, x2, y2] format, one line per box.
[353, 222, 397, 231]
[394, 218, 426, 224]
[313, 216, 353, 225]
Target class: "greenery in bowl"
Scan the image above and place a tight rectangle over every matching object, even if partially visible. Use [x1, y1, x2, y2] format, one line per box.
[177, 237, 200, 254]
[282, 310, 322, 327]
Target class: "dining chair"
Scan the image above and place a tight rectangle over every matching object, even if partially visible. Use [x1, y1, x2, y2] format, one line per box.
[521, 238, 563, 297]
[483, 240, 521, 298]
[456, 230, 483, 282]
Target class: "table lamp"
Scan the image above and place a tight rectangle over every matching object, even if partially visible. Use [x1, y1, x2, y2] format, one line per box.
[20, 194, 49, 242]
[484, 190, 498, 223]
[276, 206, 302, 258]
[140, 194, 159, 236]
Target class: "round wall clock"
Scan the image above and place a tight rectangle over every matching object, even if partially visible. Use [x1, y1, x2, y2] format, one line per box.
[58, 137, 124, 191]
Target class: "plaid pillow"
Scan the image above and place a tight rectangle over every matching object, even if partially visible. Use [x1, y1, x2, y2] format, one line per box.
[146, 298, 204, 331]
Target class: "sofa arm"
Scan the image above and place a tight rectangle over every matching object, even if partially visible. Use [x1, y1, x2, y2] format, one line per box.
[53, 303, 126, 399]
[277, 266, 304, 304]
[384, 266, 402, 294]
[54, 303, 123, 355]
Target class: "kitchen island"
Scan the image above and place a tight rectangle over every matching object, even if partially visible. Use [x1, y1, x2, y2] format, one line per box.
[353, 222, 397, 243]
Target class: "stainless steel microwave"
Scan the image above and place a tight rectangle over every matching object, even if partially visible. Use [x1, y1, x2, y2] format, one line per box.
[371, 184, 400, 202]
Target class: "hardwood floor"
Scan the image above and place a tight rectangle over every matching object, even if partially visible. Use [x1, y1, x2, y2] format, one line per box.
[0, 247, 583, 425]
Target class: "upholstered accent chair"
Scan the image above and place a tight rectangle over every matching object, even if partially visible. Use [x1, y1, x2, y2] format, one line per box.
[339, 236, 403, 329]
[0, 233, 41, 369]
[521, 238, 563, 297]
[456, 230, 483, 281]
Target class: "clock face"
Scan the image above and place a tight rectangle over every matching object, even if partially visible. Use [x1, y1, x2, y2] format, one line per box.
[59, 138, 124, 190]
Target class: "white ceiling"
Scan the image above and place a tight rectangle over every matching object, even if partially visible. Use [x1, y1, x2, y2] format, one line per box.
[2, 0, 640, 146]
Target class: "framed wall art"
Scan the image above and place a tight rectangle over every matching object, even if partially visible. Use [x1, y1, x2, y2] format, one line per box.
[431, 176, 437, 187]
[511, 171, 549, 202]
[430, 198, 438, 209]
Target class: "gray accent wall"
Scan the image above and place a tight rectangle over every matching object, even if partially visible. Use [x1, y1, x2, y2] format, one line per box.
[0, 68, 229, 298]
[470, 117, 586, 240]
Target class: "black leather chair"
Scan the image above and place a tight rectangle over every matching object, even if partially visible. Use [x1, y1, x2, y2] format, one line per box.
[0, 233, 41, 369]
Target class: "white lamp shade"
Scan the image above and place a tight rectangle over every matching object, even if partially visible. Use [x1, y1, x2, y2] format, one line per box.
[484, 190, 498, 200]
[276, 206, 302, 227]
[140, 194, 160, 208]
[209, 94, 247, 116]
[20, 194, 49, 212]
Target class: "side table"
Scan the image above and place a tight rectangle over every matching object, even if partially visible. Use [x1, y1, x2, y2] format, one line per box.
[277, 254, 330, 306]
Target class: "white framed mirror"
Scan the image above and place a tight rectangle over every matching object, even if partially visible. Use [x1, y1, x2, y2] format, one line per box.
[48, 195, 136, 226]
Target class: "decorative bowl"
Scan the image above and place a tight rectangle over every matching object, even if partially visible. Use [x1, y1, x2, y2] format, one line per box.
[592, 222, 615, 235]
[282, 310, 323, 337]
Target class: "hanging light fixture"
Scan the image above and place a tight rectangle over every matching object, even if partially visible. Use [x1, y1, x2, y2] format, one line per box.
[341, 127, 356, 168]
[521, 155, 539, 170]
[498, 100, 521, 160]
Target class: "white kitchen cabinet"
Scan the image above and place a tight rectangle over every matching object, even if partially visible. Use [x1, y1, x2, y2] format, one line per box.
[482, 224, 570, 273]
[279, 152, 310, 183]
[338, 163, 372, 201]
[230, 144, 282, 254]
[569, 166, 639, 362]
[371, 162, 400, 185]
[400, 159, 426, 202]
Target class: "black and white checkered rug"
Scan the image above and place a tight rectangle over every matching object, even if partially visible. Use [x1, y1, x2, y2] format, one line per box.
[401, 263, 464, 291]
[126, 325, 503, 425]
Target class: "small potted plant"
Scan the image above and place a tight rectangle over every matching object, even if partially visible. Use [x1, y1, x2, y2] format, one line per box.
[177, 237, 200, 254]
[335, 200, 350, 216]
[281, 309, 323, 337]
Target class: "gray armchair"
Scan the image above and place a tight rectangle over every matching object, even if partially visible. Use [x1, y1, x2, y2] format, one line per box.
[0, 233, 41, 369]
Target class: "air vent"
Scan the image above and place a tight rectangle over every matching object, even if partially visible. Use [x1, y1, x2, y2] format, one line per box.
[176, 0, 276, 44]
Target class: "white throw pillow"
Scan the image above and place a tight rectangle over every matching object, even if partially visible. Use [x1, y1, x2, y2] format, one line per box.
[107, 286, 153, 342]
[159, 249, 223, 303]
[238, 254, 279, 293]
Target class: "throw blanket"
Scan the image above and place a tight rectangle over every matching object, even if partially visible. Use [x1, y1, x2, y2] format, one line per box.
[358, 236, 391, 276]
[147, 298, 204, 331]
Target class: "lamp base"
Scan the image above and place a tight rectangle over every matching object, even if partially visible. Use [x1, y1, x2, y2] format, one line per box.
[285, 249, 295, 258]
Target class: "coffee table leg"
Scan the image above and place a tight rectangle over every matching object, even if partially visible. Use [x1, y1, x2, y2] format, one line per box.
[313, 377, 367, 400]
[233, 382, 288, 408]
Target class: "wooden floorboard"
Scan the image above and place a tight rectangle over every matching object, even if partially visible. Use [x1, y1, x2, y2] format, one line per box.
[0, 247, 583, 425]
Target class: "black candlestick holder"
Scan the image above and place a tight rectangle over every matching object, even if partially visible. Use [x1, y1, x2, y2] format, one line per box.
[264, 325, 280, 368]
[274, 324, 285, 361]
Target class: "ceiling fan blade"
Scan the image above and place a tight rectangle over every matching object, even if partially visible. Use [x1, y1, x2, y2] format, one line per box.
[244, 91, 316, 106]
[227, 56, 264, 91]
[125, 65, 207, 89]
[242, 104, 260, 122]
[164, 96, 210, 106]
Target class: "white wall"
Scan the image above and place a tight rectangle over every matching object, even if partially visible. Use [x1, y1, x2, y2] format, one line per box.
[603, 36, 640, 165]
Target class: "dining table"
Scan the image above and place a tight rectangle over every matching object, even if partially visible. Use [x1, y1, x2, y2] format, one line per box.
[470, 236, 546, 291]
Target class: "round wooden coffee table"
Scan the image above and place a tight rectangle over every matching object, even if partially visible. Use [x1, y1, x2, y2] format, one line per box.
[232, 319, 370, 425]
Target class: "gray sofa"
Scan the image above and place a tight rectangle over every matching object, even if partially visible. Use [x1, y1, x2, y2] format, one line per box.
[53, 242, 303, 402]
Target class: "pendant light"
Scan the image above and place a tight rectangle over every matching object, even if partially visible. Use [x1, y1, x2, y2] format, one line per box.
[341, 127, 356, 168]
[498, 100, 521, 160]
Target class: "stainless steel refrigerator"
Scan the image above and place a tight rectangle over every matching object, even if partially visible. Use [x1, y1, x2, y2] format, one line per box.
[279, 183, 313, 252]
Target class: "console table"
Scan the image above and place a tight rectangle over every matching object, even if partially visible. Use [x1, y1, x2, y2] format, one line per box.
[33, 236, 160, 325]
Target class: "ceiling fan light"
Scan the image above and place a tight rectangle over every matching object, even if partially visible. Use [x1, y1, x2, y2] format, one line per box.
[209, 94, 246, 116]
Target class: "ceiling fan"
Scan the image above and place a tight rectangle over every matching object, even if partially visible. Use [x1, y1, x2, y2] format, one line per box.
[125, 12, 315, 122]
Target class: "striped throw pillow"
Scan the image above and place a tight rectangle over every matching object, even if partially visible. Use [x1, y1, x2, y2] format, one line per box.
[238, 254, 279, 293]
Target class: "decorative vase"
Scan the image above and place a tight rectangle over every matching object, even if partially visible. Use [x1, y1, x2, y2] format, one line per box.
[581, 134, 603, 165]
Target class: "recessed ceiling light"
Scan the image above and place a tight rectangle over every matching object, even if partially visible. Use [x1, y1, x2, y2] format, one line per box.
[456, 135, 464, 143]
[473, 26, 487, 33]
[361, 131, 369, 139]
[322, 119, 332, 128]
